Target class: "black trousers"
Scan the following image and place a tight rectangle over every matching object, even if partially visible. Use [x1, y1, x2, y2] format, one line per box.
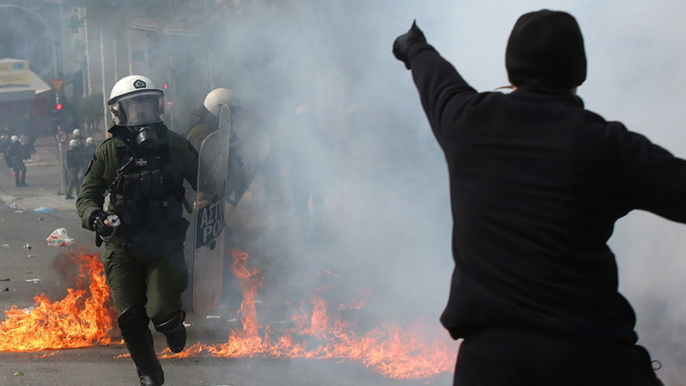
[454, 328, 664, 386]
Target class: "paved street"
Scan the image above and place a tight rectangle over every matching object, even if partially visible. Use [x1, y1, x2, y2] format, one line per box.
[0, 134, 454, 386]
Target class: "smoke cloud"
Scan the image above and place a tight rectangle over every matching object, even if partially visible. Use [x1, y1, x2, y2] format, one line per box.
[4, 0, 686, 381]
[185, 1, 686, 379]
[212, 1, 686, 380]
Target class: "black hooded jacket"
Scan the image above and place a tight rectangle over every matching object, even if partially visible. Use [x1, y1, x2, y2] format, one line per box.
[406, 42, 686, 346]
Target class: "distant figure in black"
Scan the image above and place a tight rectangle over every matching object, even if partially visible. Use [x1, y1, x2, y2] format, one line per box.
[66, 139, 83, 199]
[6, 135, 27, 187]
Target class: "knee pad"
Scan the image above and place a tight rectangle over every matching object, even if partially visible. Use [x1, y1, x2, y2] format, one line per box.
[118, 304, 150, 335]
[153, 309, 185, 334]
[154, 309, 187, 354]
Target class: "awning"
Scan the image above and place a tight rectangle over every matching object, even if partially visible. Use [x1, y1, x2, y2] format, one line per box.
[0, 58, 51, 103]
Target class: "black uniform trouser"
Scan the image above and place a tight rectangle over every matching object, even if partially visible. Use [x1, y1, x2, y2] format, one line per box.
[454, 328, 663, 386]
[12, 162, 26, 179]
[67, 167, 80, 196]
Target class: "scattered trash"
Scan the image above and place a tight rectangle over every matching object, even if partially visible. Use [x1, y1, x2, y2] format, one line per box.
[34, 207, 54, 214]
[14, 371, 23, 376]
[25, 279, 40, 283]
[46, 228, 75, 247]
[14, 210, 23, 213]
[183, 322, 193, 327]
[38, 217, 44, 221]
[9, 202, 17, 209]
[2, 288, 8, 292]
[23, 243, 31, 250]
[2, 244, 9, 248]
[0, 278, 9, 281]
[206, 315, 222, 319]
[27, 254, 35, 258]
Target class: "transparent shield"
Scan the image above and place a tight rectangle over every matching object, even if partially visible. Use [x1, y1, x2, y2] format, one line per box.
[192, 104, 231, 314]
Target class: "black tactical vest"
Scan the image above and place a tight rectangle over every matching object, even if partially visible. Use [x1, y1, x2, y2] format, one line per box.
[108, 128, 188, 254]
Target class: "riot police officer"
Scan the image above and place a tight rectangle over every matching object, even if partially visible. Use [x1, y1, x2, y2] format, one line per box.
[72, 128, 85, 148]
[76, 75, 198, 386]
[65, 139, 82, 199]
[186, 88, 241, 151]
[6, 135, 27, 187]
[186, 88, 246, 204]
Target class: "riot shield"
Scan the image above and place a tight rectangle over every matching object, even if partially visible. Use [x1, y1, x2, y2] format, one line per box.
[191, 105, 231, 315]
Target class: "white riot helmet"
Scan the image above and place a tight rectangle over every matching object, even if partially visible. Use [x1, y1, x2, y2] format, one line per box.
[10, 135, 18, 142]
[69, 139, 78, 148]
[72, 128, 81, 137]
[203, 88, 241, 119]
[86, 137, 95, 145]
[108, 75, 164, 127]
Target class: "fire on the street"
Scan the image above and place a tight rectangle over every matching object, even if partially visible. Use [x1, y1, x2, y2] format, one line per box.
[0, 252, 118, 351]
[0, 250, 455, 380]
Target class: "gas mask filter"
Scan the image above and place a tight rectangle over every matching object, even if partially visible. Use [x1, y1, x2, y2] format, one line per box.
[135, 126, 159, 154]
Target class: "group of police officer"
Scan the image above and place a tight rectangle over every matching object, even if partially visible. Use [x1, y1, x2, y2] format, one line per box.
[65, 129, 96, 199]
[75, 75, 238, 386]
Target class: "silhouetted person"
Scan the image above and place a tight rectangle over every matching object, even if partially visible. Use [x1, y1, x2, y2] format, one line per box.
[6, 135, 27, 187]
[393, 10, 670, 386]
[65, 139, 82, 199]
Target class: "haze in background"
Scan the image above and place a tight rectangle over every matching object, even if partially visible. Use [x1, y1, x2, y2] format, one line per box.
[4, 0, 685, 377]
[195, 0, 686, 368]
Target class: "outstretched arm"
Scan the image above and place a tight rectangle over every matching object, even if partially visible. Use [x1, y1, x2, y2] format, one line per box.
[393, 21, 477, 146]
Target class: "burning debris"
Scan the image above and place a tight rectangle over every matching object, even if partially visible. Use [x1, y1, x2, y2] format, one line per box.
[0, 250, 455, 380]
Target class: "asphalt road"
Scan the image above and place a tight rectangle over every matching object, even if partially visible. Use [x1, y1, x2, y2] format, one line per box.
[0, 203, 455, 386]
[3, 135, 686, 386]
[0, 136, 455, 386]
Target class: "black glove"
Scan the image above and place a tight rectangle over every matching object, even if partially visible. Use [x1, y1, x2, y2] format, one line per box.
[90, 210, 114, 239]
[392, 20, 427, 70]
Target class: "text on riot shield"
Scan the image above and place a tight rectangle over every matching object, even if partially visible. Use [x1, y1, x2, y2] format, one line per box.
[196, 197, 225, 249]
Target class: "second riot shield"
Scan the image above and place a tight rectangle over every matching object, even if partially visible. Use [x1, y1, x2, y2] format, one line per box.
[192, 104, 231, 315]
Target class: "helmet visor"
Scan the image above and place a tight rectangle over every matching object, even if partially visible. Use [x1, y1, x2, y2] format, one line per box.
[114, 90, 164, 127]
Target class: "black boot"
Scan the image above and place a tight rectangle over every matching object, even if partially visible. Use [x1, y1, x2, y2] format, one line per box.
[20, 177, 27, 187]
[119, 306, 165, 386]
[154, 309, 187, 353]
[14, 175, 20, 187]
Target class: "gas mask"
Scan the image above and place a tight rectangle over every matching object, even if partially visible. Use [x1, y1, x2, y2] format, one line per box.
[133, 126, 159, 154]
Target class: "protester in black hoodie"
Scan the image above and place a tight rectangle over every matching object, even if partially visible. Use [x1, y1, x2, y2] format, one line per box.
[393, 10, 673, 386]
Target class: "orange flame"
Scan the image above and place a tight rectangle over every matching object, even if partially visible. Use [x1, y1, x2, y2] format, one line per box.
[0, 249, 455, 380]
[0, 252, 118, 352]
[163, 250, 456, 380]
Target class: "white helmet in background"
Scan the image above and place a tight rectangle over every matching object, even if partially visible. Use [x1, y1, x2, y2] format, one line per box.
[108, 75, 164, 127]
[86, 137, 95, 145]
[10, 135, 18, 142]
[69, 139, 78, 148]
[72, 128, 81, 137]
[203, 88, 241, 119]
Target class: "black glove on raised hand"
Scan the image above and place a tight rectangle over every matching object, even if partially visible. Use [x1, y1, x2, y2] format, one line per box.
[90, 210, 114, 238]
[393, 20, 427, 70]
